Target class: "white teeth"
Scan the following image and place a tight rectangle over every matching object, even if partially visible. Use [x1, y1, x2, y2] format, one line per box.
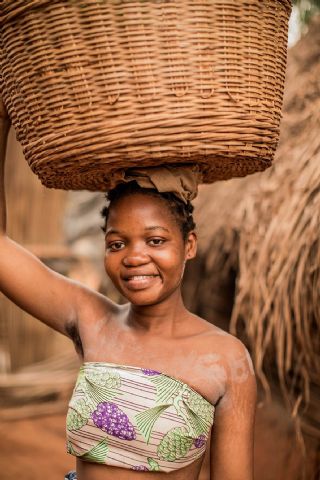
[128, 275, 157, 280]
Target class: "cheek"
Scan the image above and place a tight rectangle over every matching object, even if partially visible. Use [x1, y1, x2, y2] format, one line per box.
[156, 247, 185, 274]
[103, 253, 119, 279]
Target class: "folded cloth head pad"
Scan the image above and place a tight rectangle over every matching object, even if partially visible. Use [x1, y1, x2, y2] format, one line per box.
[108, 165, 202, 204]
[66, 362, 215, 472]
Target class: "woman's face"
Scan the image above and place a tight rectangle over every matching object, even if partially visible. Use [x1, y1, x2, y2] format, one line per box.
[104, 193, 197, 306]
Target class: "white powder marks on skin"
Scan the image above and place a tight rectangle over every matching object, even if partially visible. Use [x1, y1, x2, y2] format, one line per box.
[217, 348, 255, 412]
[205, 363, 227, 402]
[180, 352, 227, 403]
[83, 320, 133, 360]
[199, 353, 221, 365]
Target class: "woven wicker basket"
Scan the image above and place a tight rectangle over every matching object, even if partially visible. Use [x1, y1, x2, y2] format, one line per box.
[0, 0, 291, 191]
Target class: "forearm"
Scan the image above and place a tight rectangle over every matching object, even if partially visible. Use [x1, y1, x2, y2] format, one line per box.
[0, 98, 10, 234]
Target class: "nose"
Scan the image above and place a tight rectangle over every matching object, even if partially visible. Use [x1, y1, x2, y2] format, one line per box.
[122, 244, 150, 267]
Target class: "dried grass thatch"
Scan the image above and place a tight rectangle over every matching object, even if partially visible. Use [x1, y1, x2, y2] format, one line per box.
[186, 16, 320, 444]
[230, 17, 320, 441]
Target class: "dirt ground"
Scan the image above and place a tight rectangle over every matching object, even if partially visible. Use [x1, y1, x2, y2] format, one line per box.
[0, 395, 311, 480]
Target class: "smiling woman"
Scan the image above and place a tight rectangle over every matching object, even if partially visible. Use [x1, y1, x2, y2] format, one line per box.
[64, 181, 256, 480]
[100, 182, 197, 307]
[0, 132, 256, 480]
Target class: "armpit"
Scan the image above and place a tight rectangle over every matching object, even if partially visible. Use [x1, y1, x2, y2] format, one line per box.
[65, 321, 84, 358]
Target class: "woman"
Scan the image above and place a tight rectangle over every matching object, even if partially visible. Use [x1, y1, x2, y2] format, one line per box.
[0, 148, 256, 478]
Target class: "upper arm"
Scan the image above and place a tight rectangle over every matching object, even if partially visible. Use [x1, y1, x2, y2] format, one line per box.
[0, 235, 112, 336]
[210, 340, 257, 480]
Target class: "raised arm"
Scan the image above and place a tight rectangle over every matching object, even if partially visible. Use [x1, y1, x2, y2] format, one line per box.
[0, 99, 113, 338]
[210, 339, 257, 480]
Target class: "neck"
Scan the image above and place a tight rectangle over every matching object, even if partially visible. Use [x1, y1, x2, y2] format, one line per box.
[126, 290, 188, 337]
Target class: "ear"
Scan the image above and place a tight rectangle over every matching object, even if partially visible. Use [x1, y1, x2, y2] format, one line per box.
[185, 231, 197, 261]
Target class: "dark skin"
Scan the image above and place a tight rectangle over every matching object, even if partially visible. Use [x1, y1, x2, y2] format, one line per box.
[0, 109, 256, 479]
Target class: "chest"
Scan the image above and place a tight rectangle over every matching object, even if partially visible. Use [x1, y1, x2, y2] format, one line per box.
[78, 320, 226, 406]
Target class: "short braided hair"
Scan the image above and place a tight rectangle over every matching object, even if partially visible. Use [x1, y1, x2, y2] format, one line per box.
[101, 181, 196, 242]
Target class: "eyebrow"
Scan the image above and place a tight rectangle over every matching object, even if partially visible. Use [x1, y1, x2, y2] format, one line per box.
[145, 226, 170, 233]
[105, 225, 170, 236]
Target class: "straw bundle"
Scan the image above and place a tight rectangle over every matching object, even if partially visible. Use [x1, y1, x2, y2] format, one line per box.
[230, 18, 320, 436]
[186, 17, 320, 442]
[0, 0, 291, 190]
[231, 127, 320, 412]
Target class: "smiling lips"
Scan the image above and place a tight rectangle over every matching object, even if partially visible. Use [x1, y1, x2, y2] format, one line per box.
[122, 274, 161, 290]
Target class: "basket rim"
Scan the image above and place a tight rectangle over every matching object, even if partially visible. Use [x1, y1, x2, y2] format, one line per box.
[1, 0, 293, 26]
[0, 0, 49, 25]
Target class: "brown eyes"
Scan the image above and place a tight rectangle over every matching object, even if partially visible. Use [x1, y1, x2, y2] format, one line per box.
[108, 241, 125, 252]
[107, 238, 166, 252]
[148, 238, 165, 246]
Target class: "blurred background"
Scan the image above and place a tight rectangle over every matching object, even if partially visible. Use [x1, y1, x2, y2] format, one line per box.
[0, 2, 319, 479]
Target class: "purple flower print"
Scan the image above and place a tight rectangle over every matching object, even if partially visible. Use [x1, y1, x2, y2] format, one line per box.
[91, 402, 136, 440]
[132, 465, 149, 471]
[141, 368, 160, 376]
[194, 434, 206, 448]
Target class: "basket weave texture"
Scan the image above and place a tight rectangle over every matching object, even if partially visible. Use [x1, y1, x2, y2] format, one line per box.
[0, 0, 291, 191]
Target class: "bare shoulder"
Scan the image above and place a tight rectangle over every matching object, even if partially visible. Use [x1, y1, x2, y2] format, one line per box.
[207, 324, 255, 379]
[203, 324, 257, 408]
[195, 317, 254, 367]
[191, 317, 256, 399]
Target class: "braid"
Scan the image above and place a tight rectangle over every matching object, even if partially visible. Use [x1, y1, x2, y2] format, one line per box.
[100, 181, 196, 242]
[159, 191, 195, 241]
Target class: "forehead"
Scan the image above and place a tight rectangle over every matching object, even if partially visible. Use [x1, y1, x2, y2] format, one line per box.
[107, 193, 178, 230]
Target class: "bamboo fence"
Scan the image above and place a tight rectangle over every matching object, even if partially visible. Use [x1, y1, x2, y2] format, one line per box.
[0, 128, 69, 373]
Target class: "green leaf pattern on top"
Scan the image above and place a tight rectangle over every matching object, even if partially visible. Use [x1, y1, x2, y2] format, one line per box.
[135, 404, 171, 443]
[74, 366, 122, 408]
[84, 367, 121, 404]
[185, 389, 214, 430]
[73, 367, 87, 393]
[86, 367, 121, 390]
[66, 440, 78, 456]
[157, 427, 193, 461]
[175, 403, 204, 438]
[80, 438, 109, 463]
[135, 374, 213, 442]
[67, 397, 93, 431]
[149, 375, 182, 404]
[147, 457, 160, 471]
[67, 438, 109, 463]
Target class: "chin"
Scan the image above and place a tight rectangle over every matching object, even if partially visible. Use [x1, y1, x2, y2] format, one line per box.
[122, 284, 181, 307]
[122, 291, 164, 306]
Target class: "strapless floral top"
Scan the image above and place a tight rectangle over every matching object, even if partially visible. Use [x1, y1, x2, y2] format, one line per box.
[66, 362, 215, 473]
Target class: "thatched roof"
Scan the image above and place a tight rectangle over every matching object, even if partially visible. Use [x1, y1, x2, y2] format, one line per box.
[187, 16, 320, 440]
